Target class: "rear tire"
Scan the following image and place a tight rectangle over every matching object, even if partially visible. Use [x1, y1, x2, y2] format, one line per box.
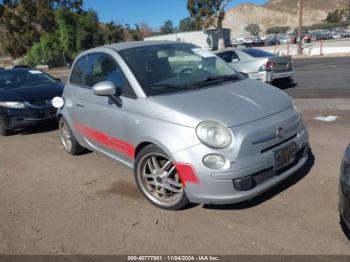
[0, 117, 11, 136]
[58, 117, 85, 155]
[134, 144, 190, 210]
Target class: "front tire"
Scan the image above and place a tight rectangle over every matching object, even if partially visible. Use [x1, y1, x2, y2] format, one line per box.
[134, 145, 189, 210]
[59, 117, 85, 155]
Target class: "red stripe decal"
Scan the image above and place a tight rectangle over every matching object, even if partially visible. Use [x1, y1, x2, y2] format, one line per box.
[174, 163, 200, 187]
[75, 123, 135, 159]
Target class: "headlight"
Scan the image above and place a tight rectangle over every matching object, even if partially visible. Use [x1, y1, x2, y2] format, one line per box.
[196, 121, 233, 149]
[0, 102, 26, 109]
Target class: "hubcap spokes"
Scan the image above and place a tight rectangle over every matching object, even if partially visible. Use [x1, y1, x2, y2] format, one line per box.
[142, 155, 183, 203]
[60, 122, 72, 151]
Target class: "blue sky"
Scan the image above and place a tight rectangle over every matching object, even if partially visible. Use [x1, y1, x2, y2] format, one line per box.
[84, 0, 267, 28]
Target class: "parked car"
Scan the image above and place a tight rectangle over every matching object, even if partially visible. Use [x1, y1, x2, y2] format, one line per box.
[340, 144, 350, 236]
[58, 41, 309, 210]
[303, 35, 312, 43]
[265, 36, 280, 46]
[279, 35, 292, 44]
[216, 48, 294, 84]
[0, 68, 64, 135]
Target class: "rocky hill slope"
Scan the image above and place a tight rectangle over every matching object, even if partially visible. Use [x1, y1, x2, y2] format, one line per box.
[223, 0, 349, 37]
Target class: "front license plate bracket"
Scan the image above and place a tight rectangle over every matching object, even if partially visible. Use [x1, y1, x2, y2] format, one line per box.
[274, 142, 297, 171]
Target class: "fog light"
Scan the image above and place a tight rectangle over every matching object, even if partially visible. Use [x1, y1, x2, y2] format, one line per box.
[203, 154, 229, 170]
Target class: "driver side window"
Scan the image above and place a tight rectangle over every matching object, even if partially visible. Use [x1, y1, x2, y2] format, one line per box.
[84, 53, 136, 98]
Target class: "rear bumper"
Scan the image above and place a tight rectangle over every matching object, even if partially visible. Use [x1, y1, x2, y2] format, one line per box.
[249, 71, 294, 83]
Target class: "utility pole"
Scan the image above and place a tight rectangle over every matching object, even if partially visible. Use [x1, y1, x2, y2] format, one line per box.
[297, 0, 303, 55]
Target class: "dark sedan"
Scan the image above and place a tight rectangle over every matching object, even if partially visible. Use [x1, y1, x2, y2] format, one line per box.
[340, 144, 350, 237]
[0, 68, 64, 135]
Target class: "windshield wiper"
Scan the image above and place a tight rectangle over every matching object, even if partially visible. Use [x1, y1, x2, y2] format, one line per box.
[188, 75, 240, 88]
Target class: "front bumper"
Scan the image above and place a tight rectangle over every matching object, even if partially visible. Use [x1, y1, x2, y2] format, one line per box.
[339, 178, 350, 231]
[4, 107, 57, 129]
[173, 107, 309, 204]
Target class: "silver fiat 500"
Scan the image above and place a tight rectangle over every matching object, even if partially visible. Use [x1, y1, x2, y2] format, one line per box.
[58, 41, 309, 210]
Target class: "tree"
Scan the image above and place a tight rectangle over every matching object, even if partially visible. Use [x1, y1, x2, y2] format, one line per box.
[55, 7, 77, 56]
[266, 26, 290, 35]
[0, 0, 84, 58]
[102, 22, 125, 44]
[187, 0, 232, 49]
[76, 9, 104, 51]
[179, 17, 201, 32]
[160, 20, 174, 34]
[245, 23, 260, 36]
[124, 24, 142, 41]
[53, 0, 83, 14]
[139, 22, 153, 38]
[0, 0, 41, 57]
[325, 8, 350, 23]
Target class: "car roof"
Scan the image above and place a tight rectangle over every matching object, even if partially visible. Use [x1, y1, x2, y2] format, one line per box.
[0, 68, 35, 73]
[100, 40, 189, 52]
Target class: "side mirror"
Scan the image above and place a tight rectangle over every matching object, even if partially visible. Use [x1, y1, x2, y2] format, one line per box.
[232, 58, 239, 63]
[92, 81, 123, 107]
[92, 81, 117, 96]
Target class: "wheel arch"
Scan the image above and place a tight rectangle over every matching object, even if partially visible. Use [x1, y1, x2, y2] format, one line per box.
[134, 139, 175, 162]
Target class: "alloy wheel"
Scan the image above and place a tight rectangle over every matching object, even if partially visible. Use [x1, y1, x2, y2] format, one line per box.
[59, 120, 72, 152]
[137, 152, 184, 207]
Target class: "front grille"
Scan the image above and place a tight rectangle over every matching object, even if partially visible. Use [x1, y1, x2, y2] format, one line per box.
[253, 168, 275, 186]
[233, 145, 308, 191]
[30, 100, 51, 106]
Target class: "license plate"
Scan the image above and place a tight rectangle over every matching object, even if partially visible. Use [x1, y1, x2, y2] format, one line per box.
[274, 143, 297, 170]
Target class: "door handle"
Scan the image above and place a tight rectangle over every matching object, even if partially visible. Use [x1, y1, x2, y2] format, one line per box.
[76, 103, 84, 109]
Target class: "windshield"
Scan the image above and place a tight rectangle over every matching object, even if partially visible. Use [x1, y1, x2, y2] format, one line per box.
[119, 43, 241, 96]
[241, 49, 275, 58]
[0, 69, 57, 90]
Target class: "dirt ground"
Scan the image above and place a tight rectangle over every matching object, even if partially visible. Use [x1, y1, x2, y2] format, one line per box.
[0, 110, 350, 255]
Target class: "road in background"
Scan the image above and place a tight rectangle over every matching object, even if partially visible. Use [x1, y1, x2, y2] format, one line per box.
[261, 39, 350, 51]
[283, 57, 350, 99]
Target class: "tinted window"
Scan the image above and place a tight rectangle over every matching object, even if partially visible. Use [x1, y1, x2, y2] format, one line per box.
[84, 53, 134, 97]
[217, 51, 239, 63]
[70, 57, 85, 85]
[241, 49, 275, 58]
[0, 69, 57, 89]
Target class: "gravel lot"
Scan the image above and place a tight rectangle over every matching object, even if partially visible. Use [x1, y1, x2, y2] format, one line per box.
[0, 110, 349, 255]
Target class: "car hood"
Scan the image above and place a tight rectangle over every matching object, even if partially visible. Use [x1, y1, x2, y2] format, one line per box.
[147, 79, 292, 128]
[0, 83, 64, 102]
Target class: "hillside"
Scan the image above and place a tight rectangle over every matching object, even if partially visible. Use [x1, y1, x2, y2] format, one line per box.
[223, 0, 349, 37]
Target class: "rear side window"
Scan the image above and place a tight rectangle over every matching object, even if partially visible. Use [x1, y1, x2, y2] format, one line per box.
[70, 57, 86, 85]
[217, 51, 239, 63]
[241, 49, 275, 58]
[84, 53, 135, 97]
